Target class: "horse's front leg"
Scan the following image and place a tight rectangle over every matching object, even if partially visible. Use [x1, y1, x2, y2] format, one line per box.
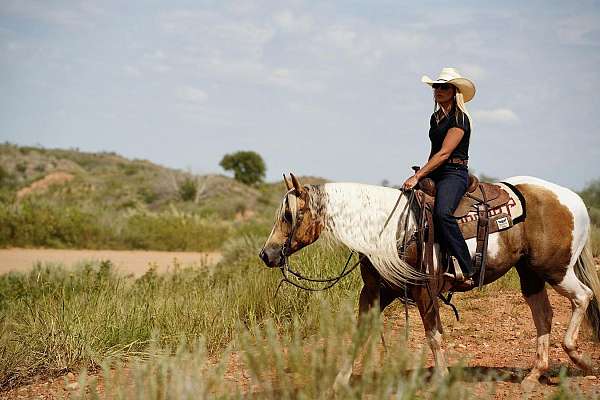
[412, 285, 448, 375]
[334, 257, 387, 390]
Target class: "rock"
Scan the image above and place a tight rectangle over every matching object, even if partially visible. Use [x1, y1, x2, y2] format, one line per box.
[66, 372, 75, 380]
[584, 375, 597, 380]
[65, 382, 79, 391]
[457, 344, 467, 349]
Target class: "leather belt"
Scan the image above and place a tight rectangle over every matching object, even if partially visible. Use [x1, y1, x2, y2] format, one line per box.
[447, 158, 468, 166]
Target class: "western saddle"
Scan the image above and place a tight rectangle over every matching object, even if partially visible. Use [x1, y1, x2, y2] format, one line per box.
[411, 167, 512, 289]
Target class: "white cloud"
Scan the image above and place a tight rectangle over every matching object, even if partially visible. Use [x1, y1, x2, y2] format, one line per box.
[123, 65, 142, 78]
[458, 63, 486, 81]
[473, 108, 519, 124]
[557, 15, 600, 46]
[323, 26, 357, 51]
[273, 10, 314, 34]
[178, 86, 207, 104]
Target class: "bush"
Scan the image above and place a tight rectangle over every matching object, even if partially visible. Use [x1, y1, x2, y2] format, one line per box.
[0, 201, 104, 248]
[178, 177, 197, 202]
[220, 151, 266, 185]
[121, 212, 229, 251]
[580, 179, 600, 209]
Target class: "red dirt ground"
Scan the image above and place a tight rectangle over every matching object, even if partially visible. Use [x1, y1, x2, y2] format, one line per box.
[2, 289, 599, 399]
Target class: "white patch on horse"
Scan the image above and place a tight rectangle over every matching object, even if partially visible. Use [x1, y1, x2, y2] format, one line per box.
[320, 183, 423, 286]
[465, 232, 501, 261]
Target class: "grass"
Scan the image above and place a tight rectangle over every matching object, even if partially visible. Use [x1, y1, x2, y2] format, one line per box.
[0, 237, 596, 398]
[70, 307, 483, 400]
[0, 236, 361, 389]
[0, 199, 257, 251]
[591, 224, 600, 258]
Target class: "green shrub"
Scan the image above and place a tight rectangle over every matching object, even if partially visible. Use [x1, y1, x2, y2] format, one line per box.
[0, 166, 9, 185]
[178, 177, 197, 201]
[580, 179, 600, 209]
[589, 207, 600, 226]
[121, 212, 229, 251]
[0, 201, 104, 248]
[15, 162, 27, 174]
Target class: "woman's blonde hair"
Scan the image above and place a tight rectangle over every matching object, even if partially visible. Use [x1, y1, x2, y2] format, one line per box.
[433, 87, 473, 128]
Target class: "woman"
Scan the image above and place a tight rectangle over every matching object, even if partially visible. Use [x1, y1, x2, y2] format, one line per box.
[402, 67, 476, 283]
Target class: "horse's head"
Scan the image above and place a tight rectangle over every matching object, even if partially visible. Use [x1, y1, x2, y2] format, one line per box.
[259, 174, 324, 268]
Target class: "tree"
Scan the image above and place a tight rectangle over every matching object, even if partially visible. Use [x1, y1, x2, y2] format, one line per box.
[219, 151, 266, 185]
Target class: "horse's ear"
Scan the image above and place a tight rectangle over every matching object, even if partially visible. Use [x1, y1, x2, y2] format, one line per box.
[283, 174, 293, 191]
[290, 173, 304, 194]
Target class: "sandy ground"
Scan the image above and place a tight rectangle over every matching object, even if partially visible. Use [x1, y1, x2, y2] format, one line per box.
[0, 248, 222, 276]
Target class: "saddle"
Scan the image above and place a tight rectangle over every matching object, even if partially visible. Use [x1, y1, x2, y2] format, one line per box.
[411, 168, 515, 288]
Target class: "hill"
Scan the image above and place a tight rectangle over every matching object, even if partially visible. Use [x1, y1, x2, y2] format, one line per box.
[0, 143, 327, 251]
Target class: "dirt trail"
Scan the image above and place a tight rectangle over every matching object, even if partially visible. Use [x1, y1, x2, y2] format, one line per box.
[0, 248, 222, 277]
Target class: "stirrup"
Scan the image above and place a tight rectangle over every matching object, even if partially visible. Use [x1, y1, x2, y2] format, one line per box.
[443, 256, 465, 282]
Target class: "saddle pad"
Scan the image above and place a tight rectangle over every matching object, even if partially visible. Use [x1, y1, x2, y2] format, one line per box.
[457, 181, 526, 240]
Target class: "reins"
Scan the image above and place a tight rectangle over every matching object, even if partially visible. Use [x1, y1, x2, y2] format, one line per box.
[275, 250, 361, 296]
[274, 189, 361, 295]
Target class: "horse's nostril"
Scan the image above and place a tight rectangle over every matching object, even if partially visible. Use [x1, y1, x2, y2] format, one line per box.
[259, 249, 268, 263]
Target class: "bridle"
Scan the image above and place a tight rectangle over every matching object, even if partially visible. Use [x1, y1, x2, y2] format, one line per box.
[274, 189, 361, 295]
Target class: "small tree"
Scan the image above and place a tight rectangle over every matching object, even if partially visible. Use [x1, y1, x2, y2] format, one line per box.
[219, 151, 266, 185]
[179, 177, 197, 201]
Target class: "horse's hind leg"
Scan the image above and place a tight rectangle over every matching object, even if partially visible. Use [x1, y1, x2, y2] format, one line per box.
[516, 262, 553, 387]
[552, 268, 594, 370]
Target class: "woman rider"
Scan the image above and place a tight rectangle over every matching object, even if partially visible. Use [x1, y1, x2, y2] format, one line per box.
[402, 67, 477, 284]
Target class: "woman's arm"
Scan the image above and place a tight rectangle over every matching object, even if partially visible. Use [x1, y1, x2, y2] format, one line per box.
[402, 127, 465, 190]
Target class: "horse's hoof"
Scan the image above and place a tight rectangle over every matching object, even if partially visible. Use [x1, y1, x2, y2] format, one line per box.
[333, 371, 351, 394]
[521, 376, 540, 392]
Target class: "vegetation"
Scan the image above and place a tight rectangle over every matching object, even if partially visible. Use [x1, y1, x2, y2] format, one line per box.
[0, 144, 282, 251]
[178, 176, 198, 202]
[0, 238, 361, 389]
[220, 150, 266, 185]
[0, 144, 598, 397]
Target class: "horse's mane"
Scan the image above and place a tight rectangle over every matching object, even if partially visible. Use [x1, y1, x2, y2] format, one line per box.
[308, 182, 424, 287]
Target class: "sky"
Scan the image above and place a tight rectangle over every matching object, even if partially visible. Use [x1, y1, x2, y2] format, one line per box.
[1, 1, 599, 190]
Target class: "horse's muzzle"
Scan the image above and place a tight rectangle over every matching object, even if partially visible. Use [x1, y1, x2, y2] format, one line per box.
[259, 246, 284, 268]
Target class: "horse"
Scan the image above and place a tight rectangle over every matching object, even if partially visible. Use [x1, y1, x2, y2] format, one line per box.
[259, 173, 600, 390]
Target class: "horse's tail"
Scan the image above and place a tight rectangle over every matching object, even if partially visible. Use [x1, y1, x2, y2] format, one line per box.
[574, 234, 600, 341]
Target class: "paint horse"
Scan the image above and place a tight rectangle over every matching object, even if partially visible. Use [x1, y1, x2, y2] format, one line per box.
[259, 174, 600, 389]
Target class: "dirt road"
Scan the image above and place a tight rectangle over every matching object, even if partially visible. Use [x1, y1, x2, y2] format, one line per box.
[0, 248, 222, 277]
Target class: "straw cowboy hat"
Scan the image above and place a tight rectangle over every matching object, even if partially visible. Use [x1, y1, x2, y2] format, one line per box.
[421, 67, 476, 102]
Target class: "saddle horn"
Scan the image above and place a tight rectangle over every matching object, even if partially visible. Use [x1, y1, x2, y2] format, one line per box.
[290, 173, 304, 194]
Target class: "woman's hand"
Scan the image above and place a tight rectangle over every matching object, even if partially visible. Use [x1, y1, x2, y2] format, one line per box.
[402, 175, 419, 191]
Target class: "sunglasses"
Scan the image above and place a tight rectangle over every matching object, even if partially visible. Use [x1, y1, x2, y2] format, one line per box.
[432, 83, 453, 90]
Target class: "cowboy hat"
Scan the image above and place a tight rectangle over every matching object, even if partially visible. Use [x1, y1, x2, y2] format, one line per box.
[421, 67, 476, 102]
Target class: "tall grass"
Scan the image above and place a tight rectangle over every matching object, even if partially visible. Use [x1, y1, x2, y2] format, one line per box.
[0, 236, 361, 389]
[70, 306, 485, 399]
[0, 200, 237, 251]
[591, 224, 600, 258]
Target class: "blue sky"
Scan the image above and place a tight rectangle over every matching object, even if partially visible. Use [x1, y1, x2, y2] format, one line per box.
[1, 1, 599, 189]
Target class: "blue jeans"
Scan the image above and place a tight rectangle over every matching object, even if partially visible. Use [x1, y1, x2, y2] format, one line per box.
[430, 164, 475, 277]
